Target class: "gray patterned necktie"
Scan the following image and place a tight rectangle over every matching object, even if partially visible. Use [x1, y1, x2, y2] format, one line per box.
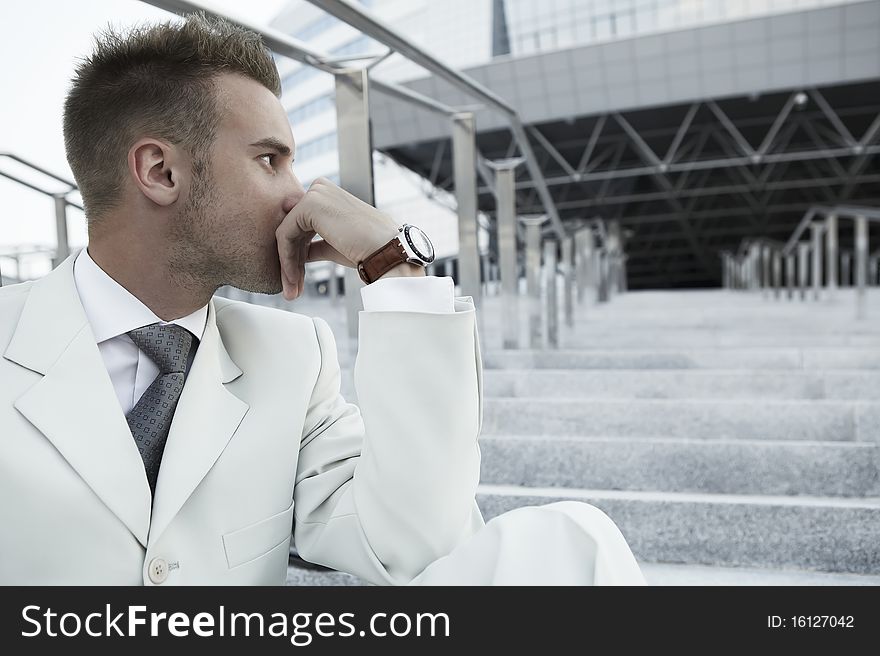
[125, 323, 195, 496]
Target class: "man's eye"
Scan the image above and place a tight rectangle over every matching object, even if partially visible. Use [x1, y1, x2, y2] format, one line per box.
[259, 154, 275, 166]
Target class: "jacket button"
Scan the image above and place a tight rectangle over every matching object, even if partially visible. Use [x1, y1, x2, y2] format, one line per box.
[148, 557, 169, 584]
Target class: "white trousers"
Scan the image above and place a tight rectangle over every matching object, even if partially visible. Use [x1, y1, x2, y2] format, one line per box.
[409, 501, 646, 586]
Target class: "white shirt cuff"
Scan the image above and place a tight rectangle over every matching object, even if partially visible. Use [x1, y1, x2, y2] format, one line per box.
[360, 275, 456, 313]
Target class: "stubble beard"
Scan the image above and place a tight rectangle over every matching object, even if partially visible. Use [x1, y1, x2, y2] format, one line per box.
[168, 164, 283, 297]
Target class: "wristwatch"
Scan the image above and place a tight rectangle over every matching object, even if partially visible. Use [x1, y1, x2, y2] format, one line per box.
[357, 224, 435, 284]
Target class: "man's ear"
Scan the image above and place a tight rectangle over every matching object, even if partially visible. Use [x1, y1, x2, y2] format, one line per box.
[128, 138, 187, 207]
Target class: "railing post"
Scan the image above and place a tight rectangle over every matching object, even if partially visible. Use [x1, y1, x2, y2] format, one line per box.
[521, 215, 547, 349]
[762, 243, 771, 298]
[52, 195, 70, 268]
[785, 252, 795, 300]
[574, 226, 595, 305]
[811, 222, 823, 301]
[334, 68, 372, 341]
[543, 239, 559, 349]
[451, 112, 481, 310]
[826, 213, 838, 295]
[797, 242, 810, 301]
[773, 249, 782, 300]
[608, 220, 623, 296]
[855, 215, 868, 319]
[561, 236, 575, 328]
[841, 252, 852, 287]
[329, 264, 339, 305]
[597, 249, 609, 302]
[748, 242, 761, 291]
[869, 255, 879, 287]
[493, 161, 522, 349]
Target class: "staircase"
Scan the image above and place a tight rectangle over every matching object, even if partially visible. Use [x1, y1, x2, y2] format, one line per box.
[286, 287, 880, 585]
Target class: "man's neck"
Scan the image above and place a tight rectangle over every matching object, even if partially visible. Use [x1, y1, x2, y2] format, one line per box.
[87, 237, 213, 322]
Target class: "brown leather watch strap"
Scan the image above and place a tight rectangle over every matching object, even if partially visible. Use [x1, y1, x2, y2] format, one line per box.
[357, 237, 409, 284]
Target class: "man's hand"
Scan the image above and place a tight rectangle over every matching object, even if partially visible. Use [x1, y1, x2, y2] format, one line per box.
[276, 178, 412, 300]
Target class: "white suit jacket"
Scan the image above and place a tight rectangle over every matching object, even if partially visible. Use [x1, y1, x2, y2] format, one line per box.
[0, 254, 485, 585]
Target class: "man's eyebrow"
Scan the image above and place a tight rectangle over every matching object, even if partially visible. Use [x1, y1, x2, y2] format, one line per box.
[249, 138, 293, 157]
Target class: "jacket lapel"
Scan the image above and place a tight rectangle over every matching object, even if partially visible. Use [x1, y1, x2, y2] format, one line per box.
[147, 300, 249, 545]
[5, 254, 153, 547]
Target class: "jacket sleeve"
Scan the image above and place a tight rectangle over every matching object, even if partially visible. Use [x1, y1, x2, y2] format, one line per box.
[291, 296, 485, 585]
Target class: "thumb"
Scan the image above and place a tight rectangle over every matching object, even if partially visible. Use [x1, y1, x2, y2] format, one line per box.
[306, 239, 357, 268]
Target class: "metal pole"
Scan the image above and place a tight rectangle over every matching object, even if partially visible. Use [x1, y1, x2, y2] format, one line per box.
[334, 68, 372, 341]
[575, 226, 595, 304]
[561, 236, 574, 328]
[329, 264, 339, 305]
[597, 250, 609, 303]
[870, 255, 879, 287]
[607, 221, 622, 296]
[494, 162, 521, 349]
[749, 243, 761, 291]
[306, 0, 566, 240]
[797, 242, 810, 301]
[772, 250, 782, 299]
[762, 243, 771, 298]
[521, 215, 547, 349]
[826, 213, 838, 295]
[544, 240, 559, 349]
[451, 112, 481, 310]
[53, 195, 70, 268]
[841, 252, 852, 287]
[855, 215, 868, 319]
[785, 253, 795, 300]
[811, 222, 823, 301]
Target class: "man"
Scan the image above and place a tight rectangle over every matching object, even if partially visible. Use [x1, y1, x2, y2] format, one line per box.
[0, 12, 644, 586]
[0, 12, 484, 585]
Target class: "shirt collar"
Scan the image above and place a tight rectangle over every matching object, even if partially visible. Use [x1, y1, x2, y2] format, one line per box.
[73, 247, 208, 344]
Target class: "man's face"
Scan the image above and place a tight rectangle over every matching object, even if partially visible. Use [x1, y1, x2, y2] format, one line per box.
[170, 72, 305, 295]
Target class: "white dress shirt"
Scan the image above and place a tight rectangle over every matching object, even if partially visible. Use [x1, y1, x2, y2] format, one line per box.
[72, 248, 455, 415]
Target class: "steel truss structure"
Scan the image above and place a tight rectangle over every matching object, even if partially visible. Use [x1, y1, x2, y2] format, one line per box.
[386, 79, 880, 289]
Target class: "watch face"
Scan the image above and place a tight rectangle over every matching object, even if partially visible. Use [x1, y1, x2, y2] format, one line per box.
[405, 225, 435, 262]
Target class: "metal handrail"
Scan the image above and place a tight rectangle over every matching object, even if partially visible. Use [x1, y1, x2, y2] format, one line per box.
[142, 0, 565, 241]
[0, 153, 84, 286]
[0, 153, 83, 211]
[724, 203, 879, 318]
[781, 205, 880, 255]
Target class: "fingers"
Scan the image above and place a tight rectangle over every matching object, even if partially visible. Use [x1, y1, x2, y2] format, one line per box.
[276, 230, 298, 300]
[306, 239, 357, 268]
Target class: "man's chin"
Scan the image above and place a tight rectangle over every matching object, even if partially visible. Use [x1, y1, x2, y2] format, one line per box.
[238, 279, 283, 296]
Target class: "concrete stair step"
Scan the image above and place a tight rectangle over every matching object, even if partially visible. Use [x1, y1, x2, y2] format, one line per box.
[557, 333, 880, 348]
[476, 484, 880, 574]
[283, 559, 880, 586]
[479, 435, 880, 496]
[639, 562, 880, 585]
[482, 370, 880, 400]
[481, 398, 879, 441]
[482, 349, 880, 370]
